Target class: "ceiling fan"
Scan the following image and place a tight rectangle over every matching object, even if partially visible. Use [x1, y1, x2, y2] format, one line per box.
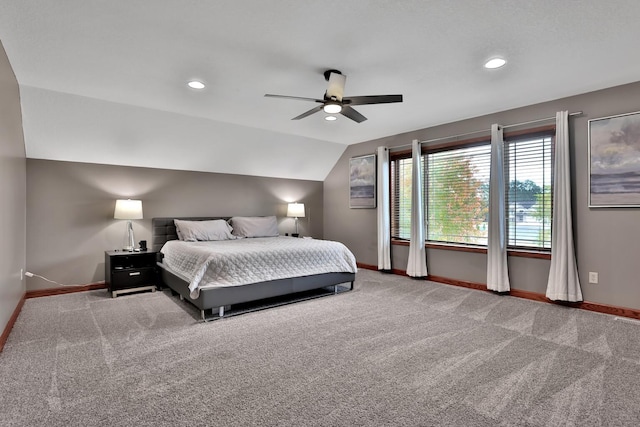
[265, 69, 403, 123]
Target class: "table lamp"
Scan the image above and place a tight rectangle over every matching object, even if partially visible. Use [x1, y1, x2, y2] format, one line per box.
[114, 199, 143, 251]
[287, 202, 305, 237]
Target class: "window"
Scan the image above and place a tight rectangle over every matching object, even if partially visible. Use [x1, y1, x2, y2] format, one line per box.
[505, 132, 553, 249]
[391, 128, 554, 251]
[427, 145, 490, 245]
[390, 157, 413, 239]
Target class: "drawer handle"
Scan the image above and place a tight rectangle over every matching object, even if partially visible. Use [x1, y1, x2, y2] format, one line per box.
[129, 272, 141, 276]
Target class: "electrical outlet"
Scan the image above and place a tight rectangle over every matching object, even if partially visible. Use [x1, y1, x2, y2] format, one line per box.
[589, 272, 599, 284]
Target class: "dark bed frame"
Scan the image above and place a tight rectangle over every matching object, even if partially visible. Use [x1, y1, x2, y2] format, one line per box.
[152, 217, 355, 321]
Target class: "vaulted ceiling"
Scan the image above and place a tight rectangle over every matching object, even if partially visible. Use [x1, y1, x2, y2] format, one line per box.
[2, 1, 640, 180]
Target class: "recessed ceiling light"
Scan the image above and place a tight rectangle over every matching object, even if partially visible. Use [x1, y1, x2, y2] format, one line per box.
[187, 80, 205, 89]
[325, 116, 337, 121]
[484, 57, 506, 69]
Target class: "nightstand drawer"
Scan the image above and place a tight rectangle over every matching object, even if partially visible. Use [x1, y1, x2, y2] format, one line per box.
[111, 267, 156, 290]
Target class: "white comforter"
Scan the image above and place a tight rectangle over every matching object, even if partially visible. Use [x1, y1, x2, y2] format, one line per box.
[160, 236, 357, 298]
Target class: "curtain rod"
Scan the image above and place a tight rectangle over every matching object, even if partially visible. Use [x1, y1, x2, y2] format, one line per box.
[389, 111, 583, 151]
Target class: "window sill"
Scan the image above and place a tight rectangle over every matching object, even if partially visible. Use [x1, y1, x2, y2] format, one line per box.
[391, 239, 551, 260]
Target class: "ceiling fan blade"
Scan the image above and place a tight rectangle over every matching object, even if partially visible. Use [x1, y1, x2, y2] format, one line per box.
[340, 106, 367, 123]
[326, 72, 346, 101]
[292, 105, 324, 120]
[343, 95, 403, 106]
[265, 94, 324, 103]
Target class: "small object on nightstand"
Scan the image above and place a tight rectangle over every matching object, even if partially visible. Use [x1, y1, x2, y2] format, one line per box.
[105, 250, 158, 298]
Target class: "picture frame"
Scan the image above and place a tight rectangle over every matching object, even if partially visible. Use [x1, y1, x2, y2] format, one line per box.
[349, 154, 376, 208]
[588, 110, 640, 207]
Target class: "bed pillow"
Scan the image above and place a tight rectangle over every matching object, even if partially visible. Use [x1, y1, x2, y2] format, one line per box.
[229, 216, 279, 238]
[174, 219, 236, 242]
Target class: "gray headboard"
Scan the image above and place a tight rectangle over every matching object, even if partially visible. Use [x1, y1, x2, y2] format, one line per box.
[151, 217, 229, 252]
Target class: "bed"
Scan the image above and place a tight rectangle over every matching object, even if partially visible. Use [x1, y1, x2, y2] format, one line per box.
[152, 217, 357, 321]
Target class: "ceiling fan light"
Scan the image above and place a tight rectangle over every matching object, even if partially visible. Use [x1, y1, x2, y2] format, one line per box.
[323, 103, 342, 114]
[325, 115, 337, 121]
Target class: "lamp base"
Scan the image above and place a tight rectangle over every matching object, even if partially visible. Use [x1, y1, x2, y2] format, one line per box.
[123, 220, 135, 252]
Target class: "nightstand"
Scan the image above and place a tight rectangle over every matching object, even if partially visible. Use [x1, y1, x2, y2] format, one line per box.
[105, 250, 158, 298]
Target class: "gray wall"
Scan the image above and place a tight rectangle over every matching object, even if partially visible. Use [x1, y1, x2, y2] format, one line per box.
[325, 81, 640, 311]
[26, 160, 322, 291]
[0, 40, 27, 331]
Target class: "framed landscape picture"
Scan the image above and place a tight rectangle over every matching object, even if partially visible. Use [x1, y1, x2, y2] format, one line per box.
[589, 111, 640, 207]
[349, 154, 376, 208]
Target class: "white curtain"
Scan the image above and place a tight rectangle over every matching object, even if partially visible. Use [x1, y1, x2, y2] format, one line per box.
[487, 124, 511, 292]
[377, 146, 391, 270]
[406, 139, 428, 277]
[546, 111, 583, 301]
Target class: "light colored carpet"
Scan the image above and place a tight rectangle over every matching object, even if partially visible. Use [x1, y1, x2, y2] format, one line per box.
[2, 269, 640, 426]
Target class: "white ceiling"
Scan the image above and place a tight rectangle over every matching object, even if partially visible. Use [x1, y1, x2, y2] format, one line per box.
[2, 0, 640, 180]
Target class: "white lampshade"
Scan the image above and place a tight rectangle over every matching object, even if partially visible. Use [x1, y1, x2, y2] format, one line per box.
[114, 199, 143, 219]
[287, 203, 305, 218]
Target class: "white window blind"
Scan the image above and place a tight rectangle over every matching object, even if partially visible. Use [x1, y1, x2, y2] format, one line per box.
[391, 157, 412, 239]
[505, 134, 553, 249]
